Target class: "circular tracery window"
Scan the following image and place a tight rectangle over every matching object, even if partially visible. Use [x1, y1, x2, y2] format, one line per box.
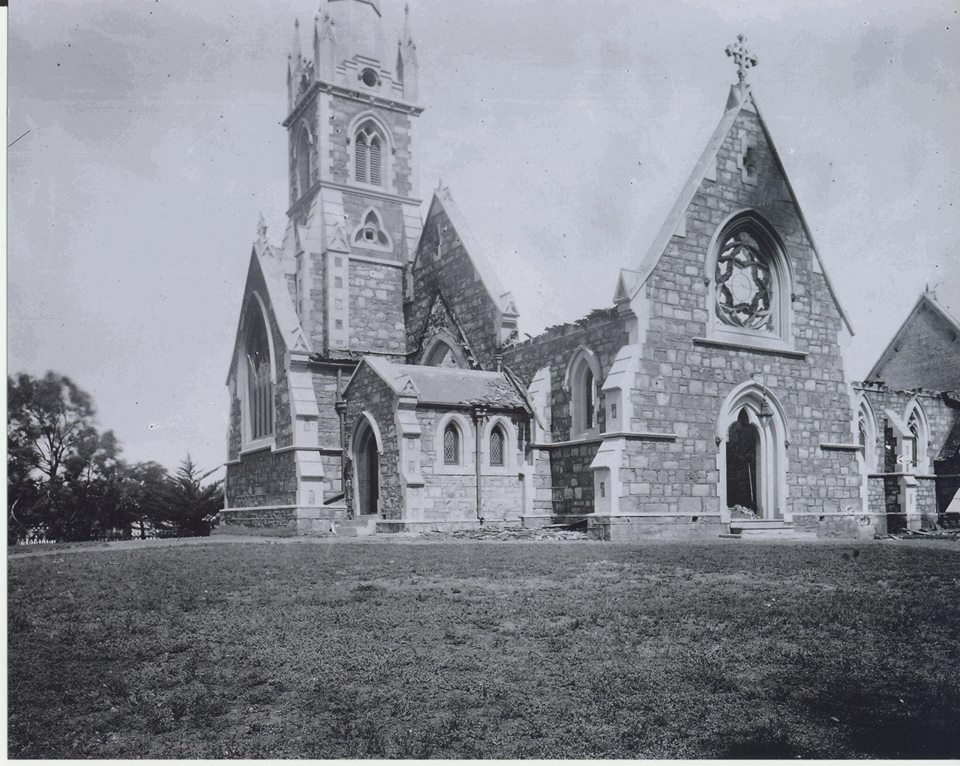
[715, 230, 773, 330]
[360, 68, 379, 87]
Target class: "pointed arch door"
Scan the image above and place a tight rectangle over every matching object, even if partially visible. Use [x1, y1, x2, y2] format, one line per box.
[354, 419, 380, 516]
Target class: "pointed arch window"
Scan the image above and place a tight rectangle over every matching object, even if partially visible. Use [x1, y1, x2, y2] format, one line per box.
[583, 368, 595, 430]
[443, 422, 461, 466]
[857, 397, 878, 473]
[489, 425, 505, 467]
[903, 400, 929, 472]
[709, 212, 793, 349]
[295, 126, 312, 199]
[566, 347, 601, 438]
[716, 229, 773, 331]
[354, 121, 385, 187]
[244, 306, 274, 442]
[908, 410, 921, 469]
[423, 334, 466, 369]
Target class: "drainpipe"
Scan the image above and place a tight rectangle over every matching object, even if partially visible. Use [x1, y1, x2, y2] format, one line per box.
[334, 370, 348, 519]
[472, 406, 488, 524]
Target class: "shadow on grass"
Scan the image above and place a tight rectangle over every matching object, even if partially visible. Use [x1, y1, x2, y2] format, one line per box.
[849, 717, 959, 759]
[720, 723, 806, 759]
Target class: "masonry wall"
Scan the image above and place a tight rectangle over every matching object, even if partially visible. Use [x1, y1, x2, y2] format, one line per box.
[416, 409, 525, 525]
[859, 385, 958, 525]
[405, 204, 507, 371]
[418, 409, 477, 523]
[309, 364, 350, 500]
[225, 261, 298, 509]
[625, 106, 861, 522]
[305, 248, 326, 353]
[349, 259, 407, 354]
[225, 449, 298, 509]
[503, 308, 630, 517]
[342, 365, 401, 518]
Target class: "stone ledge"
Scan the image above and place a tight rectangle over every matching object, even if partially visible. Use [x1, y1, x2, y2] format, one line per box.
[532, 431, 678, 450]
[692, 337, 807, 359]
[819, 442, 863, 452]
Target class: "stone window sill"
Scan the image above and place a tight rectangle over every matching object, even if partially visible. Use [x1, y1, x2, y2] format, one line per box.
[693, 337, 807, 360]
[239, 439, 276, 457]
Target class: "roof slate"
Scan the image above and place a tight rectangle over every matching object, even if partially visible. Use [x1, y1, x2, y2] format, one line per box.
[360, 356, 526, 409]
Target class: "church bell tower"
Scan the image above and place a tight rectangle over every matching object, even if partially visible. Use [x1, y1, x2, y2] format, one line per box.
[282, 0, 424, 358]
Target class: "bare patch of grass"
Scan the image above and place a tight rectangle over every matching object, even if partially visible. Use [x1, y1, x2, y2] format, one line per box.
[7, 541, 960, 758]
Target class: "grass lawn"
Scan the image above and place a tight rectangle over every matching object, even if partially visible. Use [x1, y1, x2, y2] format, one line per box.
[8, 539, 960, 758]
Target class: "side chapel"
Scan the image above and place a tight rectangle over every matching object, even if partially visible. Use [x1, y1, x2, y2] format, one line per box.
[221, 1, 960, 539]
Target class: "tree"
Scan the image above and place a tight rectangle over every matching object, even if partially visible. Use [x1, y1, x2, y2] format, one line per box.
[149, 455, 223, 537]
[124, 461, 171, 538]
[7, 372, 132, 542]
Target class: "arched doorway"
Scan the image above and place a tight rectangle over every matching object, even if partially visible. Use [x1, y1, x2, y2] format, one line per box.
[717, 382, 789, 522]
[726, 409, 759, 511]
[353, 415, 382, 516]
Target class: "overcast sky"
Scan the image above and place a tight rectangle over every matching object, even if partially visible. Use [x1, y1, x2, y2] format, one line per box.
[8, 0, 959, 475]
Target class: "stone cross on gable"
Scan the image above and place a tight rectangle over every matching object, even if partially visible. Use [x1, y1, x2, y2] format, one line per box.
[256, 212, 268, 249]
[725, 34, 758, 85]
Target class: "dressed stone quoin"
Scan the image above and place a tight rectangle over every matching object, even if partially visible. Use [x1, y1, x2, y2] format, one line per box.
[221, 3, 960, 539]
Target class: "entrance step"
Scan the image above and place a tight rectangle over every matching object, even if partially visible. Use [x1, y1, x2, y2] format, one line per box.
[732, 518, 792, 531]
[729, 518, 803, 539]
[335, 515, 380, 537]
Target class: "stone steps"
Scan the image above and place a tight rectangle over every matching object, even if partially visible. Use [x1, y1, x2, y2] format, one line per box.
[726, 518, 817, 540]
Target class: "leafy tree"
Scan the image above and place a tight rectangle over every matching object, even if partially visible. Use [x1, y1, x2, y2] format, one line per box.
[7, 372, 133, 542]
[8, 372, 97, 485]
[7, 372, 221, 543]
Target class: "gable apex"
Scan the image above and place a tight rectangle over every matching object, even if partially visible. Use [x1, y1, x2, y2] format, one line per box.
[421, 186, 521, 320]
[623, 85, 853, 336]
[226, 247, 312, 384]
[866, 291, 960, 389]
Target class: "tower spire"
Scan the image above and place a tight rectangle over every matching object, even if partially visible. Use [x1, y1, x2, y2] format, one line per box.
[397, 2, 418, 100]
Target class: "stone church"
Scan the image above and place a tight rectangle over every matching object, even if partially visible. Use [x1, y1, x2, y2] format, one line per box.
[220, 0, 959, 539]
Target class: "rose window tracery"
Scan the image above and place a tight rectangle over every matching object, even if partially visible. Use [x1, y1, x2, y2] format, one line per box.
[715, 230, 773, 330]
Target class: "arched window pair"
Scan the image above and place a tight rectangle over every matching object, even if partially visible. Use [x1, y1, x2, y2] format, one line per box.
[354, 120, 385, 187]
[710, 212, 793, 347]
[244, 302, 274, 442]
[442, 420, 507, 467]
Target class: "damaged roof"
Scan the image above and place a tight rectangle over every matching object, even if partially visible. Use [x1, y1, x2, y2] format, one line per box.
[355, 356, 527, 410]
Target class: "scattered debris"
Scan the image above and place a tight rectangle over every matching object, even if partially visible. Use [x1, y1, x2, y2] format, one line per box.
[420, 526, 589, 542]
[889, 528, 960, 541]
[729, 504, 758, 519]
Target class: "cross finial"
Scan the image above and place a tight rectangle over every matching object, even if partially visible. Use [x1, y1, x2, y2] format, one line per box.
[725, 33, 758, 85]
[256, 212, 268, 247]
